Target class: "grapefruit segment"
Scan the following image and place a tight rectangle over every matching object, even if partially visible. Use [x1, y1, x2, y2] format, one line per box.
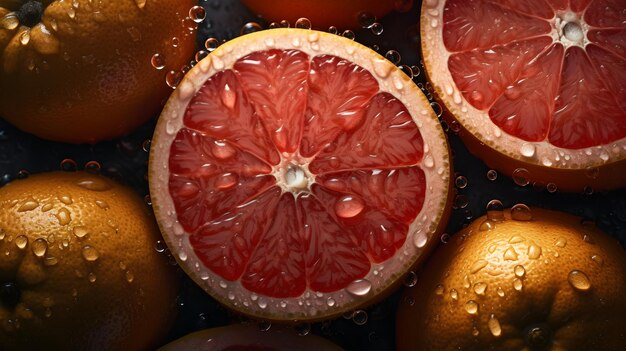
[300, 55, 379, 157]
[234, 49, 310, 153]
[310, 93, 425, 174]
[150, 28, 452, 321]
[183, 70, 281, 166]
[422, 0, 626, 191]
[190, 187, 282, 282]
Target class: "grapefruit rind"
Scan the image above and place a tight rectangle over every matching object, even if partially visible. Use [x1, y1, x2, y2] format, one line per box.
[420, 0, 626, 191]
[149, 28, 451, 321]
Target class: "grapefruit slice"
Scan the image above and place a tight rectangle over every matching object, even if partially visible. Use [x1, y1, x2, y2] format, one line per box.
[149, 28, 452, 321]
[421, 0, 626, 192]
[158, 324, 343, 350]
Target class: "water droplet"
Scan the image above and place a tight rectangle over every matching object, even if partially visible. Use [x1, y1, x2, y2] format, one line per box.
[295, 323, 311, 335]
[504, 246, 518, 261]
[486, 169, 498, 181]
[155, 240, 167, 253]
[546, 183, 558, 193]
[204, 37, 219, 52]
[528, 242, 542, 259]
[347, 279, 371, 296]
[488, 314, 502, 336]
[474, 282, 487, 295]
[384, 50, 401, 65]
[135, 0, 146, 9]
[32, 238, 48, 257]
[513, 278, 523, 291]
[465, 300, 478, 314]
[470, 260, 488, 274]
[240, 22, 262, 35]
[450, 288, 458, 301]
[76, 178, 111, 191]
[326, 297, 336, 307]
[151, 53, 165, 69]
[520, 143, 536, 158]
[591, 255, 603, 266]
[335, 196, 365, 218]
[61, 159, 78, 172]
[479, 220, 495, 231]
[189, 5, 206, 23]
[295, 17, 311, 29]
[88, 273, 97, 283]
[511, 204, 533, 221]
[342, 29, 355, 40]
[555, 238, 567, 248]
[18, 198, 39, 212]
[514, 265, 526, 277]
[82, 246, 99, 262]
[455, 175, 468, 189]
[1, 13, 19, 30]
[95, 200, 109, 209]
[19, 30, 30, 45]
[220, 83, 236, 109]
[44, 256, 58, 266]
[165, 70, 183, 89]
[404, 271, 418, 287]
[353, 310, 368, 325]
[15, 235, 28, 249]
[568, 270, 591, 291]
[496, 287, 505, 297]
[55, 208, 71, 225]
[486, 200, 505, 221]
[512, 168, 530, 186]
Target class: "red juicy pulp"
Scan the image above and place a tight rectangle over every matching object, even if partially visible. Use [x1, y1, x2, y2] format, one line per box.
[168, 49, 427, 298]
[443, 0, 626, 149]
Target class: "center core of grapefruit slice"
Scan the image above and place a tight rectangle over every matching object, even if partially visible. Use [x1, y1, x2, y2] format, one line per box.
[149, 28, 451, 321]
[555, 12, 586, 47]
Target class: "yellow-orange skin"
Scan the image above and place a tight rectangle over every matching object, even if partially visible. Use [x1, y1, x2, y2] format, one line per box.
[0, 172, 179, 351]
[397, 207, 626, 351]
[0, 0, 196, 143]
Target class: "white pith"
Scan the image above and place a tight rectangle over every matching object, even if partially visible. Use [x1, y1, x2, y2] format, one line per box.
[149, 28, 451, 321]
[272, 154, 316, 195]
[421, 0, 626, 173]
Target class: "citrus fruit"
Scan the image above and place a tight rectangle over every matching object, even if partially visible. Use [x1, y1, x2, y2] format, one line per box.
[158, 324, 344, 351]
[420, 0, 626, 192]
[0, 0, 197, 143]
[0, 171, 179, 351]
[397, 206, 626, 351]
[149, 28, 452, 321]
[241, 0, 411, 30]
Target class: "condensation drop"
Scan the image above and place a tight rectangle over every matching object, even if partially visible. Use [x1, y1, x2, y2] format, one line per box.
[514, 265, 526, 277]
[353, 310, 368, 325]
[465, 300, 478, 314]
[568, 270, 591, 291]
[32, 238, 48, 258]
[511, 204, 533, 221]
[488, 314, 502, 336]
[347, 279, 372, 296]
[486, 200, 505, 221]
[82, 246, 99, 262]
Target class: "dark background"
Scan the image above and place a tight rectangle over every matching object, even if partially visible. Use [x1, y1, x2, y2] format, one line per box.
[0, 0, 624, 350]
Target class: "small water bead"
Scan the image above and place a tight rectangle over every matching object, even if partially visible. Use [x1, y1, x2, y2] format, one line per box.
[430, 102, 443, 117]
[528, 243, 542, 259]
[591, 255, 603, 266]
[546, 183, 558, 193]
[399, 64, 414, 78]
[83, 161, 101, 174]
[73, 226, 88, 238]
[295, 17, 312, 29]
[189, 5, 206, 23]
[513, 278, 523, 291]
[82, 246, 99, 262]
[470, 259, 488, 274]
[440, 233, 450, 243]
[583, 185, 594, 195]
[358, 12, 376, 28]
[465, 300, 478, 314]
[240, 22, 262, 35]
[486, 200, 505, 221]
[327, 26, 338, 34]
[135, 0, 146, 9]
[352, 310, 368, 325]
[384, 50, 401, 65]
[60, 159, 78, 172]
[514, 265, 526, 277]
[555, 238, 567, 248]
[455, 175, 468, 189]
[568, 270, 591, 291]
[204, 37, 219, 52]
[520, 143, 536, 158]
[512, 168, 530, 186]
[488, 314, 502, 337]
[1, 13, 19, 30]
[15, 235, 28, 249]
[88, 273, 97, 283]
[347, 279, 372, 296]
[32, 238, 48, 257]
[165, 70, 183, 89]
[195, 50, 208, 62]
[496, 287, 505, 297]
[279, 20, 290, 28]
[511, 204, 533, 221]
[473, 282, 487, 295]
[16, 170, 29, 179]
[404, 271, 418, 287]
[341, 30, 355, 40]
[371, 22, 384, 35]
[44, 256, 58, 266]
[335, 196, 365, 218]
[18, 198, 39, 212]
[487, 169, 498, 181]
[450, 288, 458, 301]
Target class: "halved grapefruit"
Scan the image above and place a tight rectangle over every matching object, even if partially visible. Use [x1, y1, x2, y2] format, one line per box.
[158, 324, 343, 351]
[149, 28, 452, 321]
[421, 0, 626, 192]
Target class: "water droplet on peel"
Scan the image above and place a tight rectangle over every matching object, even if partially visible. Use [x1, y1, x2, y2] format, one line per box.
[479, 220, 495, 231]
[32, 238, 48, 257]
[520, 143, 536, 158]
[55, 208, 71, 225]
[372, 59, 392, 78]
[134, 0, 146, 9]
[295, 17, 312, 29]
[189, 5, 206, 23]
[511, 204, 533, 221]
[488, 314, 502, 336]
[404, 271, 418, 287]
[496, 287, 505, 297]
[474, 282, 487, 295]
[240, 22, 262, 35]
[450, 288, 459, 301]
[204, 37, 219, 51]
[470, 260, 488, 274]
[88, 273, 97, 283]
[335, 196, 365, 218]
[504, 246, 519, 261]
[347, 279, 371, 296]
[528, 243, 542, 259]
[165, 70, 183, 89]
[18, 198, 39, 212]
[465, 300, 478, 314]
[568, 270, 591, 291]
[326, 297, 336, 307]
[76, 178, 111, 191]
[514, 265, 526, 277]
[591, 255, 603, 266]
[555, 238, 567, 248]
[82, 246, 99, 262]
[15, 235, 28, 249]
[513, 278, 523, 291]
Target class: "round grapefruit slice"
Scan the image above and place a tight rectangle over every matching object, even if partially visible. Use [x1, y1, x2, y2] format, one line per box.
[149, 28, 452, 321]
[421, 0, 626, 192]
[158, 324, 344, 351]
